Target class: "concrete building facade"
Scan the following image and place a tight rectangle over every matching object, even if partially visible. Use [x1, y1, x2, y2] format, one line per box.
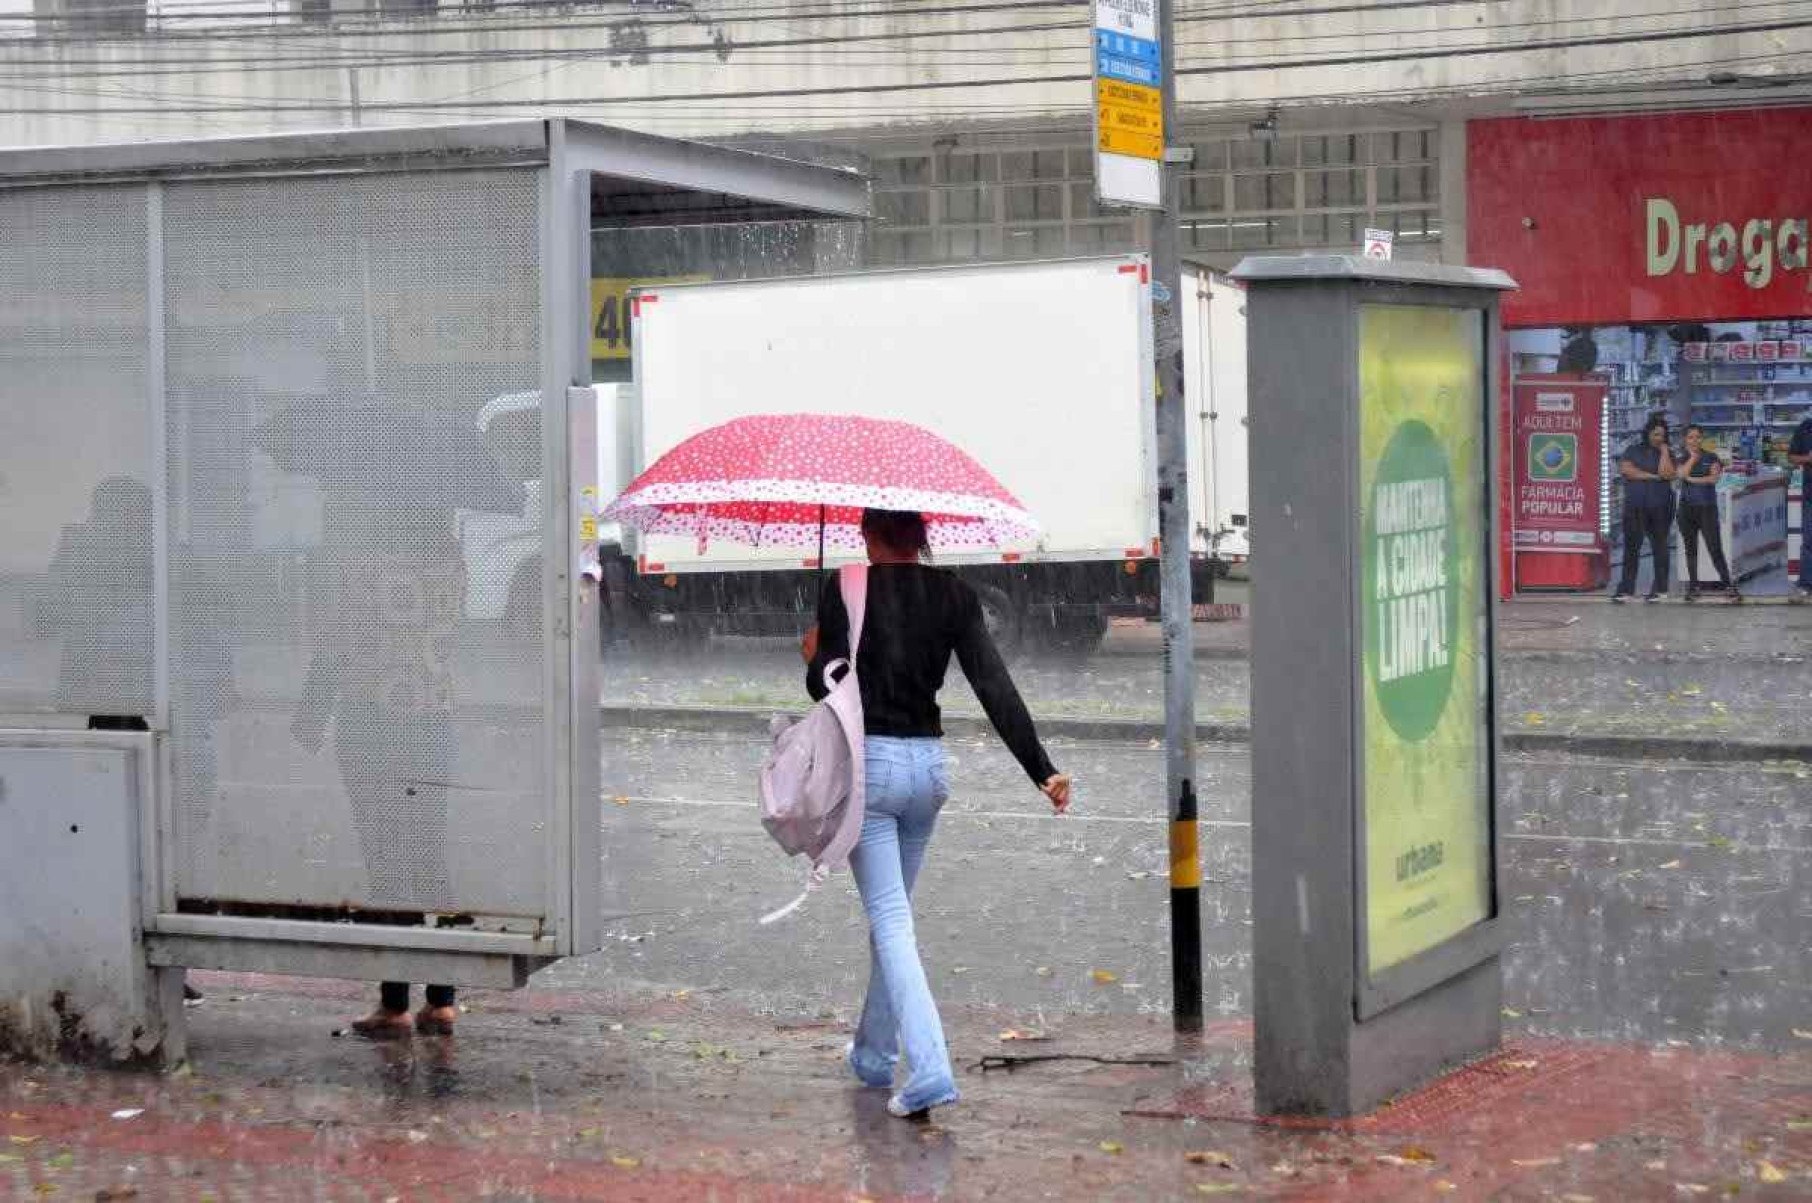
[5, 1, 1809, 273]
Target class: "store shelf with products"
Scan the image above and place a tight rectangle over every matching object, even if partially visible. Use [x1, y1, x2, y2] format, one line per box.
[1681, 340, 1812, 469]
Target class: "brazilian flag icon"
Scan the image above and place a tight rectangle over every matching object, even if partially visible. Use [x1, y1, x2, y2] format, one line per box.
[1528, 433, 1577, 482]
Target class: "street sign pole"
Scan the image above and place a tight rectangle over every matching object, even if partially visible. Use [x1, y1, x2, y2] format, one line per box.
[1092, 0, 1198, 1033]
[1156, 0, 1202, 1037]
[1151, 0, 1201, 1035]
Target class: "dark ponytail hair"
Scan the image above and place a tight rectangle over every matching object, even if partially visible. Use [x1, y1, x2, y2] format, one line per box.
[860, 508, 930, 561]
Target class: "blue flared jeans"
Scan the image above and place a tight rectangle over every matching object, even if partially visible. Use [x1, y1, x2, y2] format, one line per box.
[846, 735, 959, 1112]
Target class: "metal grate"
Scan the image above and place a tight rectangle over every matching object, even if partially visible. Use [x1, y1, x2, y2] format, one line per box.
[0, 185, 153, 718]
[161, 169, 547, 917]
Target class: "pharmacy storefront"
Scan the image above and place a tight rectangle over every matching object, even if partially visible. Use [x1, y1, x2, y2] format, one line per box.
[1468, 107, 1810, 597]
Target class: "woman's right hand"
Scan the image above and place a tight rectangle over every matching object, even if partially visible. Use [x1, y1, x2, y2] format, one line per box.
[1041, 773, 1072, 814]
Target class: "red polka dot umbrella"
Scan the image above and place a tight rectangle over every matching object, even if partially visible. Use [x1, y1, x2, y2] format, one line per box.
[602, 413, 1039, 554]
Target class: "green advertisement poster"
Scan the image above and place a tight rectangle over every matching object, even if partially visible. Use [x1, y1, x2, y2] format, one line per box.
[1359, 303, 1492, 975]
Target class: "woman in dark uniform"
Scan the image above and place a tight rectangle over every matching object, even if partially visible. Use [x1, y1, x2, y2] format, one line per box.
[1613, 414, 1677, 603]
[1676, 425, 1741, 602]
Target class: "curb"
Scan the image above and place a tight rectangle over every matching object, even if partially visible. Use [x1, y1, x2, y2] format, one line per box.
[599, 705, 1809, 764]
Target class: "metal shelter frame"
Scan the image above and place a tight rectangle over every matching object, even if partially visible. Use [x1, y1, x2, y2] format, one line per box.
[0, 120, 867, 1048]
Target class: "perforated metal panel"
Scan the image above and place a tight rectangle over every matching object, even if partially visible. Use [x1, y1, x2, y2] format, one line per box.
[0, 185, 153, 717]
[162, 169, 548, 918]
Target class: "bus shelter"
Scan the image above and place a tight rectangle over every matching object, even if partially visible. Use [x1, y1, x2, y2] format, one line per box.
[0, 119, 868, 1062]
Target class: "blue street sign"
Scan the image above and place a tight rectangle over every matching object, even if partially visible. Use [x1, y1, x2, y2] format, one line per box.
[1095, 29, 1160, 63]
[1096, 49, 1160, 87]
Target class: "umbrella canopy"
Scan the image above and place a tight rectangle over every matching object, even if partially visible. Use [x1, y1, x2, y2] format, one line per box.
[603, 413, 1039, 553]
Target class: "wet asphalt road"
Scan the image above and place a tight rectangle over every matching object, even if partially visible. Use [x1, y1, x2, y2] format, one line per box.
[542, 728, 1812, 1052]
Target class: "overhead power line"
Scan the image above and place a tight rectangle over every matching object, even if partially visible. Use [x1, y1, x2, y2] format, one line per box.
[0, 0, 1522, 46]
[9, 46, 1810, 129]
[7, 13, 1812, 113]
[12, 0, 1810, 77]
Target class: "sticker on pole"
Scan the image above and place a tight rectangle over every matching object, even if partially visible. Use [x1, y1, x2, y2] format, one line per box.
[1093, 0, 1162, 209]
[1363, 228, 1394, 260]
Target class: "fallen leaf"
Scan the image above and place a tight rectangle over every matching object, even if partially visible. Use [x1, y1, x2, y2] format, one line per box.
[1674, 1185, 1710, 1196]
[612, 796, 630, 806]
[405, 1130, 429, 1145]
[1435, 1183, 1458, 1194]
[577, 1127, 601, 1139]
[1501, 1007, 1523, 1019]
[1758, 1162, 1787, 1184]
[1644, 1160, 1668, 1171]
[1787, 1119, 1812, 1132]
[9, 1136, 39, 1145]
[1681, 685, 1703, 697]
[1099, 1141, 1124, 1155]
[1091, 970, 1119, 985]
[1398, 1146, 1438, 1164]
[0, 1154, 20, 1164]
[1034, 966, 1053, 978]
[1505, 1060, 1540, 1070]
[1659, 860, 1683, 870]
[33, 1185, 56, 1197]
[670, 990, 690, 1001]
[1573, 1143, 1598, 1153]
[1510, 1157, 1561, 1168]
[109, 1109, 143, 1121]
[1185, 1150, 1237, 1169]
[1524, 711, 1547, 726]
[47, 1151, 73, 1170]
[645, 1030, 666, 1042]
[951, 966, 969, 975]
[999, 1029, 1050, 1042]
[1707, 836, 1733, 850]
[609, 1154, 642, 1170]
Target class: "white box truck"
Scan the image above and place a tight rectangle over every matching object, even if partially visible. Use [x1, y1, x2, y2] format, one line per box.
[466, 257, 1250, 649]
[1182, 264, 1251, 575]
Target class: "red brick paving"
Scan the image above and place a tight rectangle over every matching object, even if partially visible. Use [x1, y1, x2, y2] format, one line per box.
[2, 974, 1808, 1201]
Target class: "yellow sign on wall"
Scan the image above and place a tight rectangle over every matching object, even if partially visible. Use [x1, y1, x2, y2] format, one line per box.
[590, 276, 707, 360]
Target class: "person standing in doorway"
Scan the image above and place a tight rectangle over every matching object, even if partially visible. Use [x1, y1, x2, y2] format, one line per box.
[1677, 426, 1741, 602]
[1790, 414, 1812, 600]
[802, 509, 1070, 1121]
[1613, 414, 1677, 603]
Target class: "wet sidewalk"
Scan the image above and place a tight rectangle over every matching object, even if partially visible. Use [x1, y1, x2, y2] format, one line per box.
[2, 973, 1807, 1201]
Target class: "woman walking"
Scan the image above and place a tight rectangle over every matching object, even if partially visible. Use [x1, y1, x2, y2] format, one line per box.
[1676, 425, 1742, 602]
[804, 509, 1070, 1120]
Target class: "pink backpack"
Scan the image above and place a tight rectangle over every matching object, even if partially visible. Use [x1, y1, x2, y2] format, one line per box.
[757, 565, 867, 923]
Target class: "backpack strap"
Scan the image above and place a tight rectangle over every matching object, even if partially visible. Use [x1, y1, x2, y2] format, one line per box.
[839, 564, 868, 668]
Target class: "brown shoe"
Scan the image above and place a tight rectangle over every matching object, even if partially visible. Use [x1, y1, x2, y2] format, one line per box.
[415, 1005, 457, 1036]
[349, 1008, 414, 1040]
